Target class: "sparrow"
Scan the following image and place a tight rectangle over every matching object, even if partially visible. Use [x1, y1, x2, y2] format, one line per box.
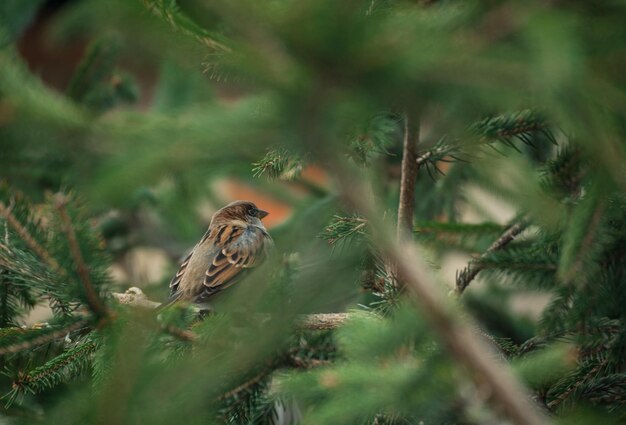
[167, 200, 273, 307]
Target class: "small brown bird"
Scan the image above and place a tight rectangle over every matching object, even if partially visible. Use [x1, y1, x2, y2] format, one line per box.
[167, 200, 273, 307]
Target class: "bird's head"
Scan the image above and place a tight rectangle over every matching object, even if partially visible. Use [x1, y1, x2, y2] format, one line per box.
[213, 200, 269, 227]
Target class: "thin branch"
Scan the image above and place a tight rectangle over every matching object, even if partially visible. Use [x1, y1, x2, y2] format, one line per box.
[415, 146, 450, 169]
[0, 319, 90, 356]
[397, 114, 419, 238]
[111, 287, 161, 309]
[562, 201, 605, 284]
[111, 287, 352, 331]
[12, 340, 97, 390]
[294, 313, 351, 330]
[0, 201, 62, 274]
[456, 220, 528, 294]
[219, 347, 331, 400]
[547, 363, 602, 410]
[54, 194, 109, 319]
[161, 324, 197, 342]
[219, 370, 269, 400]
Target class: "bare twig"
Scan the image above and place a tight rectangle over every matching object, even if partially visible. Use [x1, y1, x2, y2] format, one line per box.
[333, 171, 549, 425]
[562, 202, 605, 284]
[161, 324, 197, 342]
[54, 194, 109, 319]
[456, 220, 528, 294]
[13, 340, 97, 390]
[219, 370, 269, 400]
[111, 287, 352, 331]
[397, 114, 420, 238]
[219, 348, 331, 400]
[111, 287, 161, 309]
[0, 201, 62, 274]
[294, 313, 351, 330]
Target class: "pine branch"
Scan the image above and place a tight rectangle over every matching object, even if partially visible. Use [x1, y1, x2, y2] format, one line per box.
[397, 114, 419, 238]
[348, 113, 398, 165]
[10, 338, 97, 399]
[413, 110, 554, 181]
[333, 173, 549, 425]
[547, 361, 603, 410]
[219, 370, 269, 401]
[66, 36, 120, 103]
[161, 324, 197, 342]
[141, 0, 230, 52]
[414, 221, 506, 252]
[471, 110, 554, 149]
[560, 200, 606, 285]
[252, 148, 303, 181]
[107, 289, 196, 341]
[0, 200, 61, 274]
[110, 287, 161, 309]
[319, 215, 367, 246]
[54, 194, 109, 320]
[294, 314, 352, 331]
[415, 145, 456, 170]
[456, 220, 528, 294]
[0, 318, 90, 356]
[220, 342, 332, 401]
[111, 287, 352, 331]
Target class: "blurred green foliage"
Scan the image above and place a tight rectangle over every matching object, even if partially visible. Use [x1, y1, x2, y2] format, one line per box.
[1, 0, 626, 424]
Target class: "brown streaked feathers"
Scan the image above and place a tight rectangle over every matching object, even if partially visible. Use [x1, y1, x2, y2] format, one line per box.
[167, 200, 272, 305]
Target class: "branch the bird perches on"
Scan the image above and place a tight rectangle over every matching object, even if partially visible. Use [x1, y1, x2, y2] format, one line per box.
[111, 287, 352, 331]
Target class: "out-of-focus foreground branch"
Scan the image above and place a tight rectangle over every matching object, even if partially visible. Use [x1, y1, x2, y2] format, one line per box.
[333, 166, 549, 425]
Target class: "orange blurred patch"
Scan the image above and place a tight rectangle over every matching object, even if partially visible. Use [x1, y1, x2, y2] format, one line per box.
[216, 180, 292, 228]
[211, 165, 329, 228]
[301, 165, 329, 187]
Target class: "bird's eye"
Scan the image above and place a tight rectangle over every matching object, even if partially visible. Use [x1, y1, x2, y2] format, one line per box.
[250, 208, 258, 217]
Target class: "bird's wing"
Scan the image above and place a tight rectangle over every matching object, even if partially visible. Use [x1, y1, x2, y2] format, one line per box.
[168, 249, 194, 298]
[203, 224, 270, 292]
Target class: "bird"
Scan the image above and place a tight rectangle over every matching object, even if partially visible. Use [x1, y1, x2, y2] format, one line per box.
[166, 200, 273, 308]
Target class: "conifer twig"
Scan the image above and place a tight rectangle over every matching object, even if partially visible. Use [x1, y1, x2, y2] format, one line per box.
[397, 114, 419, 238]
[54, 195, 109, 319]
[111, 287, 351, 331]
[456, 220, 528, 294]
[0, 201, 62, 274]
[562, 201, 605, 284]
[218, 370, 269, 400]
[162, 324, 197, 342]
[294, 313, 351, 330]
[415, 146, 446, 169]
[111, 287, 161, 309]
[0, 319, 90, 356]
[12, 340, 97, 393]
[219, 349, 331, 400]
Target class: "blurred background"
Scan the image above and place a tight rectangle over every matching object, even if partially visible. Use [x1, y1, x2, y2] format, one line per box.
[2, 1, 626, 423]
[8, 0, 531, 319]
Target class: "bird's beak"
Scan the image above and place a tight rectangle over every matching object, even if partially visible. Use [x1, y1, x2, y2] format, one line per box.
[257, 209, 269, 219]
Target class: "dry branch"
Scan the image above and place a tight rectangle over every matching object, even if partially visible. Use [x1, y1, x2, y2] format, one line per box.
[54, 195, 109, 319]
[111, 287, 352, 331]
[456, 220, 528, 294]
[397, 114, 420, 238]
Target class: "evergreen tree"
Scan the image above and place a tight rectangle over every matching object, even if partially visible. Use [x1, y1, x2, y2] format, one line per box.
[1, 0, 625, 424]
